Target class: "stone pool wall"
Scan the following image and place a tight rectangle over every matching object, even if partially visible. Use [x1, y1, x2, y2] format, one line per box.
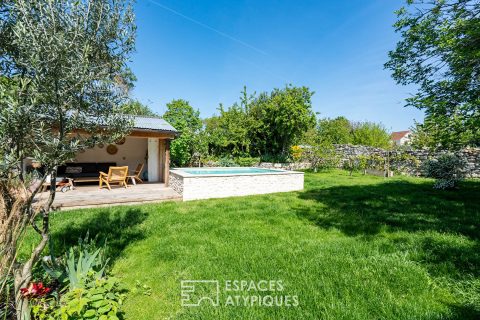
[169, 169, 304, 201]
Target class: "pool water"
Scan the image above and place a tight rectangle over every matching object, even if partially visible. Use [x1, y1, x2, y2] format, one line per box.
[180, 168, 281, 175]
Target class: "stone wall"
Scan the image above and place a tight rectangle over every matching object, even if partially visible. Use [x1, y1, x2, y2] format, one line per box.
[334, 145, 480, 178]
[256, 145, 480, 178]
[257, 162, 312, 171]
[169, 170, 304, 201]
[169, 172, 183, 195]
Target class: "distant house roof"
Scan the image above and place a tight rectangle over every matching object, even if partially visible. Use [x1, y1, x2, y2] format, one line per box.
[391, 130, 411, 141]
[133, 116, 177, 133]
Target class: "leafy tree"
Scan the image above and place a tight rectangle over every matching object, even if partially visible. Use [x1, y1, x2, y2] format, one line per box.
[385, 0, 480, 149]
[163, 99, 202, 166]
[205, 85, 315, 159]
[204, 87, 256, 157]
[299, 128, 339, 171]
[205, 103, 252, 157]
[317, 116, 353, 144]
[313, 117, 390, 148]
[250, 85, 316, 156]
[121, 99, 158, 117]
[0, 0, 135, 318]
[351, 122, 391, 148]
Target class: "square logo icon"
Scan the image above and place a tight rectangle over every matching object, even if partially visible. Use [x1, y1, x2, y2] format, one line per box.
[181, 280, 220, 307]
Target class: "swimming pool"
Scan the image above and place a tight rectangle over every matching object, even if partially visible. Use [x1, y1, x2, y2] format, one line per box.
[169, 167, 304, 201]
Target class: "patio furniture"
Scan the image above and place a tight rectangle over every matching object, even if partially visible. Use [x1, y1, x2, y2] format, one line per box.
[41, 176, 74, 193]
[127, 163, 144, 185]
[58, 162, 116, 184]
[99, 166, 129, 190]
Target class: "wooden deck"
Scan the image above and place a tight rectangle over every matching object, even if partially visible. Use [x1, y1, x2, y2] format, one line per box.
[37, 182, 181, 210]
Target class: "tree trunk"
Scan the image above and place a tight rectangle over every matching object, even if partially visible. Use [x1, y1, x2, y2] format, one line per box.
[14, 232, 49, 320]
[13, 170, 55, 320]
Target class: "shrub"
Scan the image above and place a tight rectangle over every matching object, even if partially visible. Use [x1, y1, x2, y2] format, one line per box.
[235, 157, 260, 167]
[260, 153, 291, 163]
[304, 146, 340, 172]
[0, 275, 14, 319]
[42, 234, 109, 290]
[422, 154, 466, 189]
[343, 155, 368, 176]
[54, 276, 126, 320]
[290, 145, 303, 162]
[30, 234, 127, 319]
[217, 157, 238, 167]
[367, 154, 386, 171]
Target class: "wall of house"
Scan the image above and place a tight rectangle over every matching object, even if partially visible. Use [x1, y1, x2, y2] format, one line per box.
[74, 136, 148, 179]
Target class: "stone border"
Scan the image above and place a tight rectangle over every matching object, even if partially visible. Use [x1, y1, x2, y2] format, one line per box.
[170, 167, 304, 201]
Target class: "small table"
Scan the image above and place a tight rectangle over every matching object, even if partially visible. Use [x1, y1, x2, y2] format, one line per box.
[127, 175, 137, 185]
[41, 177, 74, 193]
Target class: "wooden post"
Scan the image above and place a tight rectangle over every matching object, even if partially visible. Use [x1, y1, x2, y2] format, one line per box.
[165, 139, 170, 186]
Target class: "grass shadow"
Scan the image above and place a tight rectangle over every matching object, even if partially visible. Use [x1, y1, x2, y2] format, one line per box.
[296, 179, 480, 240]
[49, 207, 148, 264]
[295, 176, 480, 318]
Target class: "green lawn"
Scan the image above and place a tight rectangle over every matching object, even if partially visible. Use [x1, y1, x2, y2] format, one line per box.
[23, 170, 480, 319]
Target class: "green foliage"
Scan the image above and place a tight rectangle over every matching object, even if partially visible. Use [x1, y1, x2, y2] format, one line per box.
[317, 117, 353, 144]
[163, 99, 202, 132]
[217, 157, 238, 167]
[367, 154, 386, 171]
[411, 116, 478, 150]
[205, 104, 253, 157]
[32, 234, 125, 320]
[259, 153, 291, 164]
[53, 276, 125, 320]
[235, 157, 260, 167]
[120, 100, 158, 117]
[205, 85, 316, 158]
[389, 152, 420, 174]
[351, 122, 391, 148]
[422, 154, 467, 189]
[343, 155, 368, 176]
[304, 144, 340, 172]
[314, 117, 391, 148]
[0, 275, 14, 319]
[163, 99, 203, 167]
[0, 0, 136, 316]
[250, 85, 316, 156]
[385, 0, 480, 149]
[42, 234, 109, 290]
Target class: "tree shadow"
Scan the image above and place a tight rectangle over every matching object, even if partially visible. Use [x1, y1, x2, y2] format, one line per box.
[49, 207, 148, 264]
[295, 178, 480, 318]
[296, 179, 480, 240]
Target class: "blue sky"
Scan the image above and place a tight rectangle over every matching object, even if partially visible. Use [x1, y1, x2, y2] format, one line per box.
[130, 0, 424, 132]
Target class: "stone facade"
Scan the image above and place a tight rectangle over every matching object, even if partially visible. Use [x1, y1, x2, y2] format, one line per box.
[257, 162, 312, 171]
[170, 169, 304, 201]
[169, 172, 183, 195]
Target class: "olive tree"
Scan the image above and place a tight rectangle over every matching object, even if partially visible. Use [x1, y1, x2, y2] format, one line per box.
[0, 1, 135, 318]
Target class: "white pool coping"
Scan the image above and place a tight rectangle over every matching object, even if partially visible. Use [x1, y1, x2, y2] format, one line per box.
[170, 167, 304, 178]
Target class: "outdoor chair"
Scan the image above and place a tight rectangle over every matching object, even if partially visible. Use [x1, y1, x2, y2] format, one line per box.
[99, 166, 128, 190]
[127, 163, 144, 185]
